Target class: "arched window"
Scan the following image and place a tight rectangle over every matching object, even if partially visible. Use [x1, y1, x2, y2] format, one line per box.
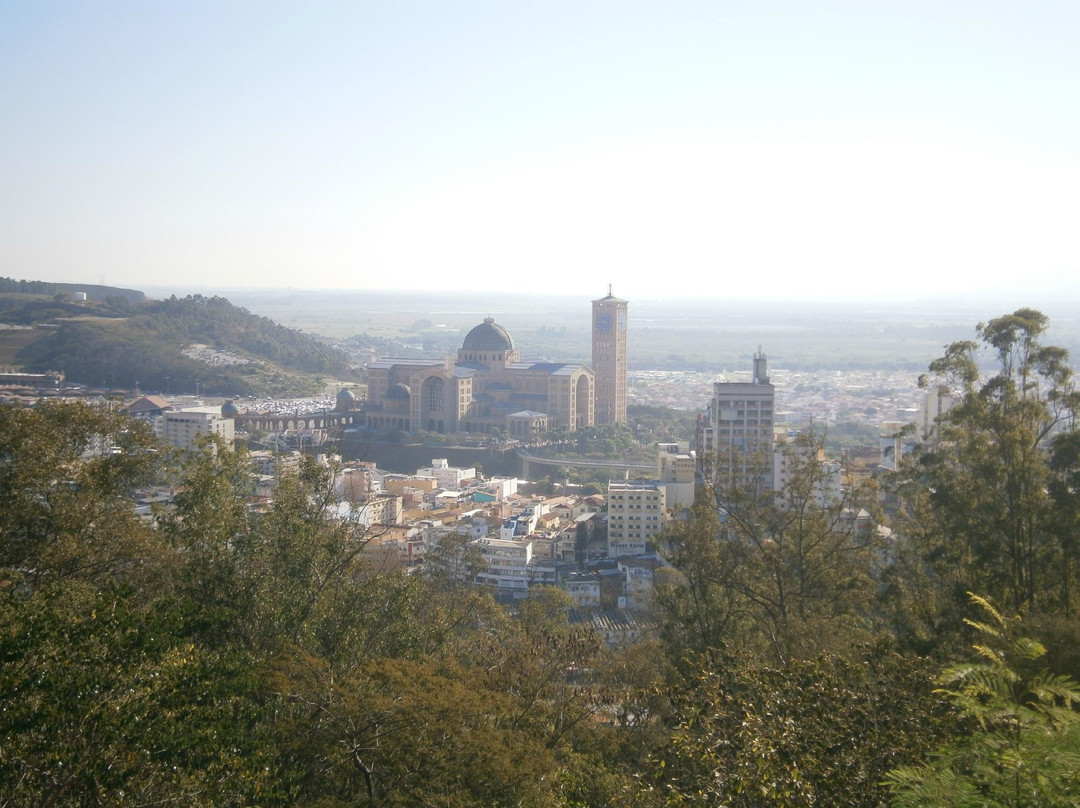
[426, 377, 445, 412]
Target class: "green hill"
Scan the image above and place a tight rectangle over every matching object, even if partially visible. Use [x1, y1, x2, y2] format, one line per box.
[1, 285, 356, 396]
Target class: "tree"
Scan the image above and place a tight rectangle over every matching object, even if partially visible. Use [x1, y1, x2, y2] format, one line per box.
[1048, 429, 1080, 619]
[655, 501, 746, 660]
[886, 309, 1080, 638]
[656, 645, 952, 808]
[0, 407, 279, 806]
[0, 401, 163, 589]
[0, 579, 281, 807]
[464, 587, 604, 747]
[3, 403, 640, 806]
[675, 429, 882, 663]
[548, 465, 572, 493]
[885, 594, 1080, 808]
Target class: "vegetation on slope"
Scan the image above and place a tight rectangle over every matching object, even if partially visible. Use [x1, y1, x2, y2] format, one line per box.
[3, 291, 356, 396]
[0, 275, 145, 303]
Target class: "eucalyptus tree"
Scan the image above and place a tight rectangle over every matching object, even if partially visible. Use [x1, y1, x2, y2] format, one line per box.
[889, 309, 1080, 631]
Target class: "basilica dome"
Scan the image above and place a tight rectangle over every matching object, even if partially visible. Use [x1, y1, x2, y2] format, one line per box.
[462, 318, 515, 352]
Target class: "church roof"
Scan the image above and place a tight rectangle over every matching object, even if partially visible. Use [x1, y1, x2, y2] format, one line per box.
[549, 364, 587, 376]
[462, 318, 515, 352]
[368, 357, 445, 370]
[127, 395, 171, 413]
[386, 383, 411, 400]
[517, 361, 563, 371]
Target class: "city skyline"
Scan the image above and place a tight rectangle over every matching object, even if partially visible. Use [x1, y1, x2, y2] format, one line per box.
[2, 2, 1078, 302]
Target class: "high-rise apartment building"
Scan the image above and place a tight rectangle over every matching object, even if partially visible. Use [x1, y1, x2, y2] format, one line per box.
[917, 385, 956, 441]
[607, 480, 666, 557]
[592, 288, 628, 425]
[701, 350, 775, 492]
[606, 444, 697, 557]
[657, 442, 696, 512]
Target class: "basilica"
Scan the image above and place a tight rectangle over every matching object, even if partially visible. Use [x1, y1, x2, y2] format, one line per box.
[364, 317, 595, 439]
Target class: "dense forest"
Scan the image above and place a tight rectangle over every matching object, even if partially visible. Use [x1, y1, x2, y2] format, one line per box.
[3, 309, 1080, 806]
[5, 293, 356, 396]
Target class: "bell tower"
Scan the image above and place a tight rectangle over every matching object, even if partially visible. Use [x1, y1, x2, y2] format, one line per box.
[591, 286, 628, 424]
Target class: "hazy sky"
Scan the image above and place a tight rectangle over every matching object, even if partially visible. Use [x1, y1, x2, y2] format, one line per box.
[2, 2, 1078, 302]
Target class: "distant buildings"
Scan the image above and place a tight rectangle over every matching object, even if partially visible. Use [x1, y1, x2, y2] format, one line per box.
[0, 370, 64, 388]
[917, 384, 957, 441]
[771, 431, 843, 506]
[880, 385, 958, 470]
[352, 493, 403, 527]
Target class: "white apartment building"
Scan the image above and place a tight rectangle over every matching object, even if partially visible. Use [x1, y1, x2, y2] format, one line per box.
[657, 442, 696, 510]
[248, 450, 302, 477]
[352, 494, 403, 527]
[772, 433, 843, 506]
[918, 385, 957, 441]
[607, 480, 667, 557]
[880, 386, 958, 471]
[472, 538, 533, 593]
[879, 419, 918, 471]
[622, 562, 655, 611]
[566, 574, 601, 607]
[416, 458, 476, 490]
[161, 407, 234, 450]
[484, 477, 519, 500]
[499, 505, 544, 540]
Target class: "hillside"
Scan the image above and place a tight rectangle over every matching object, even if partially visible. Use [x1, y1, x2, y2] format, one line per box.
[0, 276, 145, 303]
[0, 286, 356, 396]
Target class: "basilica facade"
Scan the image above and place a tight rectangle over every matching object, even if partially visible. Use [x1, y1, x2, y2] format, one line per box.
[364, 317, 594, 438]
